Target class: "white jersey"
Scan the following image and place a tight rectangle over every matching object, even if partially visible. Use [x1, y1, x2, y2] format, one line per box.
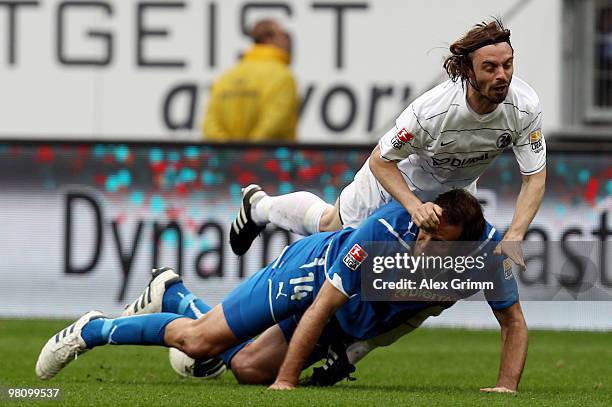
[378, 76, 546, 202]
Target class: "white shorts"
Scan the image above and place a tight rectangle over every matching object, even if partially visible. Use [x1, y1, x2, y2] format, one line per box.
[338, 159, 390, 229]
[338, 159, 478, 229]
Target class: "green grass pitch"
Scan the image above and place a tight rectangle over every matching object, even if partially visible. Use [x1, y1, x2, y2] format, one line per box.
[1, 319, 610, 406]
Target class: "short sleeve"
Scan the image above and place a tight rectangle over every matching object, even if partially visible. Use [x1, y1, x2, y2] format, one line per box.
[484, 255, 519, 311]
[326, 241, 369, 298]
[512, 110, 546, 175]
[378, 104, 428, 162]
[326, 215, 395, 298]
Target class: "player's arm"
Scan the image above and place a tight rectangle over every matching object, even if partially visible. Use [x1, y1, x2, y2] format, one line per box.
[497, 168, 546, 267]
[481, 302, 528, 393]
[502, 106, 547, 267]
[270, 280, 348, 390]
[504, 168, 546, 243]
[369, 144, 442, 230]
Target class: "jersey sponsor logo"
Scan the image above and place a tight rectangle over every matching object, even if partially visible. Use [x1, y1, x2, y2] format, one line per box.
[431, 153, 490, 168]
[529, 129, 543, 153]
[343, 244, 368, 271]
[503, 258, 514, 280]
[391, 128, 414, 149]
[440, 139, 456, 147]
[496, 133, 512, 149]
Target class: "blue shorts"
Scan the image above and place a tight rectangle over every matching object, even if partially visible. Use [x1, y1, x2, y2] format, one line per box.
[222, 233, 333, 342]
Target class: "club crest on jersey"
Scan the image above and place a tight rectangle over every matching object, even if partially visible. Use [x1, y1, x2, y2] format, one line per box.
[503, 258, 514, 280]
[496, 133, 512, 149]
[529, 129, 543, 153]
[391, 128, 414, 149]
[343, 244, 368, 271]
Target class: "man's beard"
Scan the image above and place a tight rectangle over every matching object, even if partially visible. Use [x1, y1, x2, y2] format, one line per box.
[480, 79, 511, 104]
[483, 90, 507, 104]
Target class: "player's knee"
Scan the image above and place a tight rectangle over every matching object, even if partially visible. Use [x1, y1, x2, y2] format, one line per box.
[179, 339, 211, 360]
[230, 352, 276, 385]
[174, 325, 216, 360]
[318, 206, 342, 232]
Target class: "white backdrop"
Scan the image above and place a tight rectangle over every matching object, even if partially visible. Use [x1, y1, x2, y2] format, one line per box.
[1, 187, 609, 330]
[0, 0, 561, 142]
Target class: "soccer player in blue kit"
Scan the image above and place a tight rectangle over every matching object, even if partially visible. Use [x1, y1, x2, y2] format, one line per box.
[36, 190, 527, 393]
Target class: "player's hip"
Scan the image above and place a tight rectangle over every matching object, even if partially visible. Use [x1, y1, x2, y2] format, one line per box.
[222, 238, 330, 341]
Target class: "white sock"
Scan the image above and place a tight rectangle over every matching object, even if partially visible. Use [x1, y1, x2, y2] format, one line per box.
[346, 340, 377, 365]
[252, 195, 273, 225]
[252, 191, 331, 235]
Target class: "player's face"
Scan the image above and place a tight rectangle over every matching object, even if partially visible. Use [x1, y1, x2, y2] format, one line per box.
[414, 221, 463, 256]
[469, 43, 514, 104]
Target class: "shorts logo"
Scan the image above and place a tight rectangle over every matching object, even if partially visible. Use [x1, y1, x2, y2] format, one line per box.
[529, 129, 543, 153]
[391, 128, 414, 149]
[503, 258, 514, 280]
[496, 133, 512, 149]
[343, 244, 368, 271]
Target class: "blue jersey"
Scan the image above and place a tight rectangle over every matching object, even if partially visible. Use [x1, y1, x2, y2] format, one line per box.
[222, 200, 518, 342]
[324, 200, 518, 339]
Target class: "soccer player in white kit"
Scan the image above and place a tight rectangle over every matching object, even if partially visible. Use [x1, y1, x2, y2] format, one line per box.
[231, 18, 546, 268]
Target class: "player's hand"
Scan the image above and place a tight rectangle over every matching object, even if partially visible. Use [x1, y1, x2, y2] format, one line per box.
[411, 202, 443, 231]
[269, 380, 296, 390]
[494, 240, 526, 270]
[480, 386, 517, 394]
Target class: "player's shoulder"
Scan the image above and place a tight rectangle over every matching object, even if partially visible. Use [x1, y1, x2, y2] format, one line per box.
[506, 76, 541, 115]
[365, 200, 415, 236]
[482, 221, 503, 243]
[371, 199, 408, 217]
[411, 80, 462, 117]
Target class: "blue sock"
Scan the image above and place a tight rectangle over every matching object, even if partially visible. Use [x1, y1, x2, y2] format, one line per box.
[162, 282, 212, 319]
[219, 340, 252, 367]
[81, 313, 183, 349]
[162, 283, 244, 366]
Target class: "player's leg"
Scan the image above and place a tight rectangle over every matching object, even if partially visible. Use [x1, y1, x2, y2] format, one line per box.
[120, 267, 251, 328]
[257, 158, 387, 232]
[345, 305, 448, 365]
[318, 199, 343, 231]
[35, 258, 300, 380]
[230, 184, 334, 255]
[111, 257, 309, 358]
[230, 316, 340, 385]
[185, 233, 331, 376]
[163, 304, 242, 359]
[226, 235, 337, 382]
[230, 160, 387, 255]
[121, 266, 233, 376]
[253, 190, 335, 235]
[35, 304, 245, 380]
[229, 324, 289, 384]
[122, 267, 211, 318]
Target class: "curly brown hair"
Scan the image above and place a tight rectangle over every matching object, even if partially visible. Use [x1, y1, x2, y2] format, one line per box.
[443, 18, 512, 84]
